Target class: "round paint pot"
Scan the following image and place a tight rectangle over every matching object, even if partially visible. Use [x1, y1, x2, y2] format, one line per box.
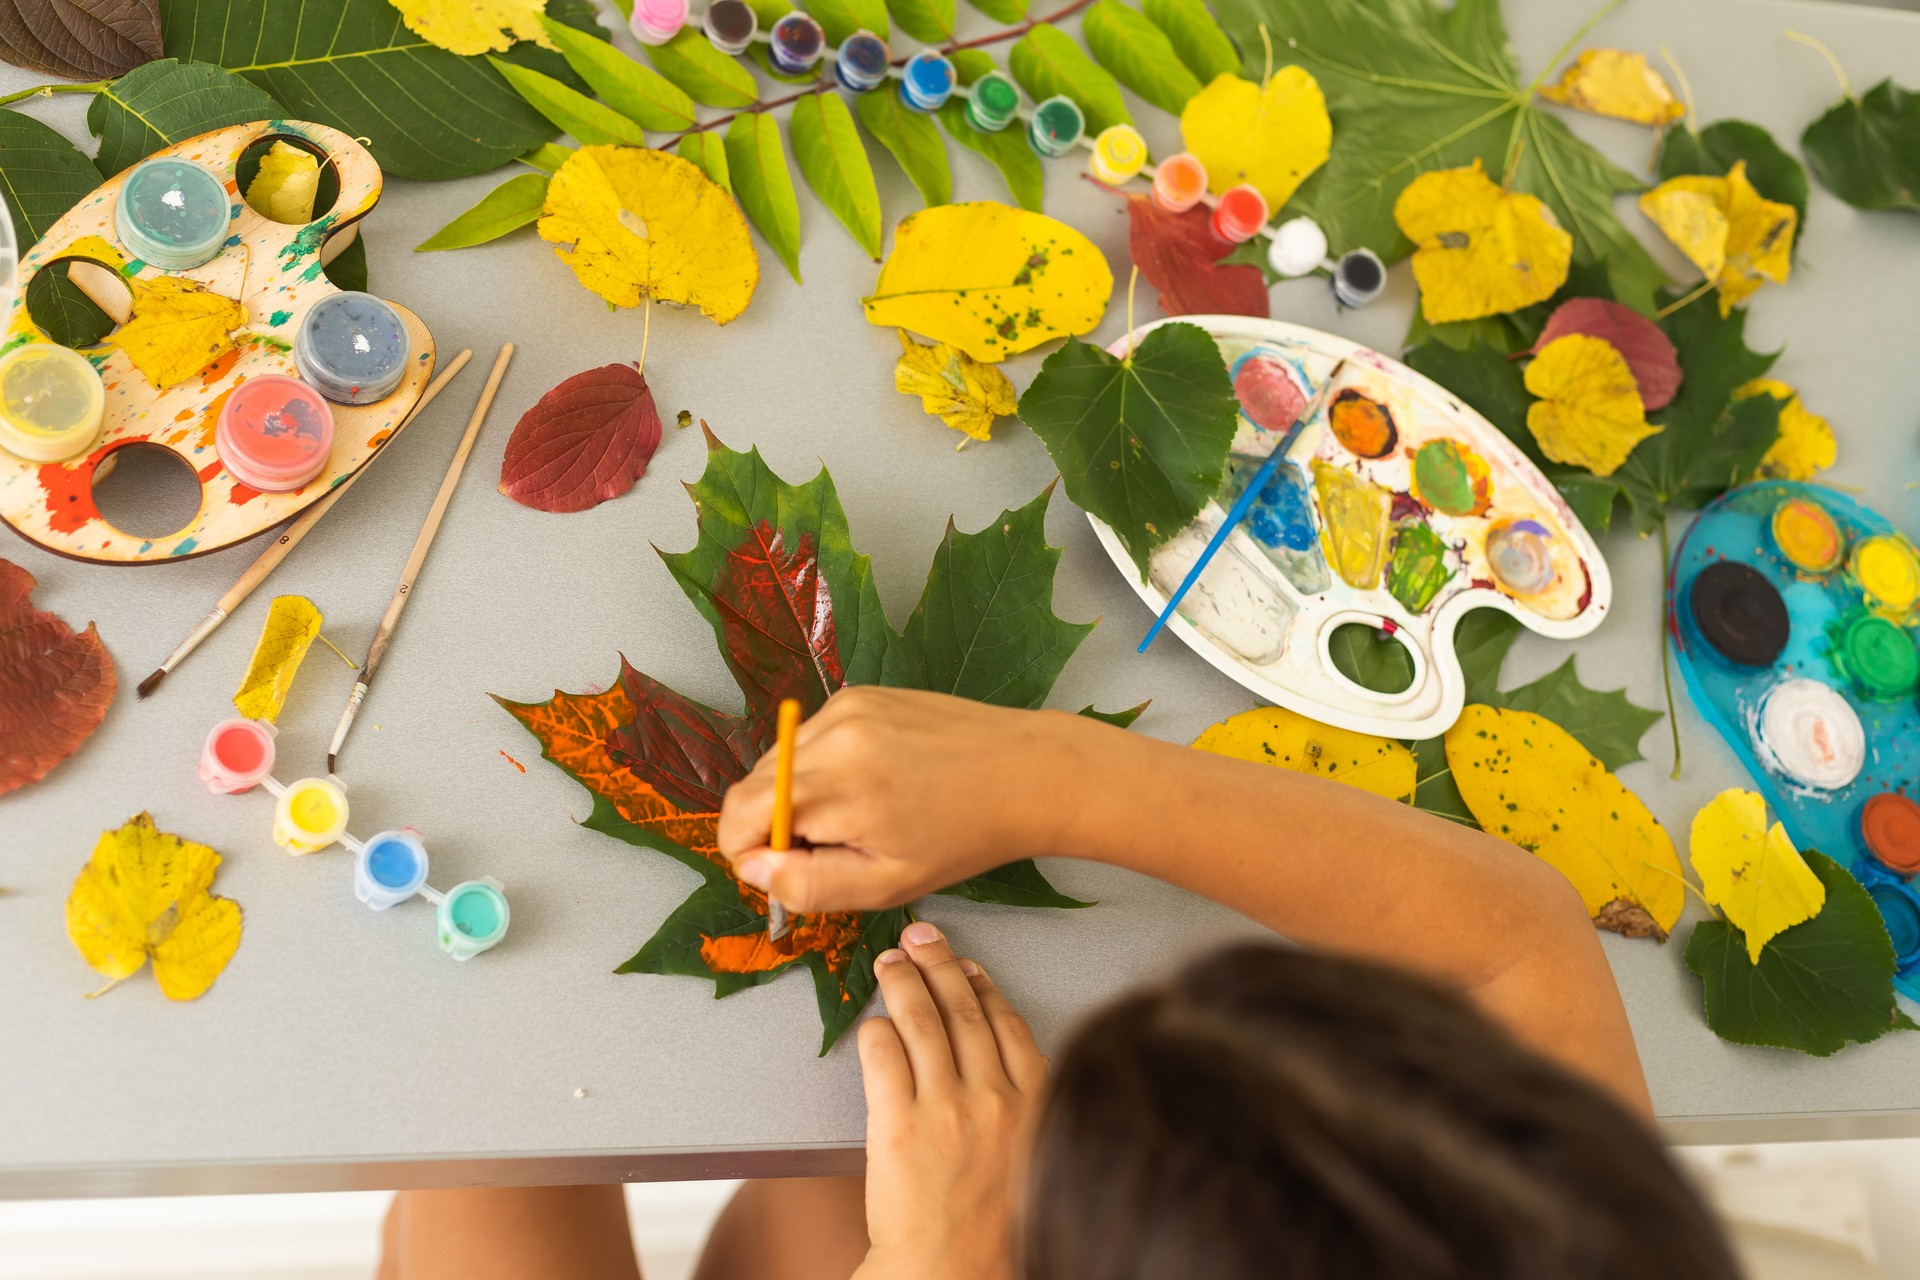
[1150, 151, 1207, 212]
[294, 291, 410, 405]
[1754, 677, 1865, 792]
[1862, 793, 1920, 875]
[1688, 560, 1789, 668]
[1027, 95, 1085, 158]
[767, 12, 825, 75]
[1835, 612, 1919, 701]
[1331, 248, 1387, 307]
[1853, 534, 1920, 616]
[1088, 124, 1147, 185]
[356, 829, 430, 910]
[1769, 497, 1845, 574]
[216, 375, 335, 491]
[1210, 183, 1268, 245]
[833, 30, 890, 92]
[701, 0, 756, 54]
[0, 343, 104, 463]
[963, 70, 1019, 131]
[1485, 519, 1557, 597]
[898, 49, 956, 111]
[198, 718, 277, 794]
[1867, 884, 1920, 968]
[273, 775, 350, 854]
[1230, 349, 1307, 435]
[114, 157, 229, 271]
[1267, 215, 1328, 278]
[628, 0, 689, 45]
[438, 879, 510, 960]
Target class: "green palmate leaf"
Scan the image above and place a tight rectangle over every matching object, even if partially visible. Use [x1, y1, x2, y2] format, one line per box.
[415, 172, 549, 251]
[1328, 622, 1416, 694]
[1801, 79, 1920, 214]
[967, 0, 1028, 24]
[518, 142, 575, 173]
[939, 862, 1090, 908]
[1658, 119, 1809, 249]
[1010, 24, 1133, 136]
[856, 88, 952, 208]
[677, 131, 732, 191]
[87, 58, 281, 176]
[790, 92, 883, 260]
[1687, 851, 1912, 1056]
[159, 0, 568, 180]
[1213, 0, 1666, 313]
[885, 0, 954, 43]
[941, 50, 1043, 210]
[26, 263, 115, 348]
[1143, 0, 1239, 83]
[1018, 322, 1238, 577]
[807, 0, 889, 45]
[725, 112, 803, 282]
[323, 232, 368, 291]
[489, 57, 650, 147]
[1083, 0, 1202, 117]
[538, 14, 697, 132]
[646, 27, 758, 108]
[0, 109, 100, 248]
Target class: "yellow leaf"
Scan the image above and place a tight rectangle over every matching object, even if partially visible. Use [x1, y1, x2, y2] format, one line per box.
[862, 202, 1114, 363]
[114, 276, 248, 390]
[1444, 705, 1683, 938]
[1538, 49, 1684, 126]
[64, 813, 242, 1001]
[538, 144, 759, 324]
[1393, 161, 1572, 324]
[245, 140, 320, 224]
[893, 330, 1016, 445]
[1638, 162, 1794, 315]
[1523, 334, 1661, 477]
[1737, 378, 1837, 481]
[1177, 68, 1332, 209]
[388, 0, 553, 55]
[232, 595, 322, 724]
[1193, 706, 1415, 803]
[1689, 788, 1825, 964]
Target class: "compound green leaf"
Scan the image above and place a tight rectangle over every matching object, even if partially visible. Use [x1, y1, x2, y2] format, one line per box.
[966, 0, 1027, 23]
[807, 0, 889, 44]
[1010, 23, 1133, 136]
[86, 58, 280, 176]
[939, 50, 1043, 211]
[790, 91, 883, 260]
[646, 26, 758, 108]
[885, 0, 954, 43]
[1801, 78, 1920, 214]
[856, 87, 952, 208]
[539, 14, 698, 132]
[725, 112, 803, 282]
[518, 142, 576, 173]
[1083, 0, 1201, 117]
[489, 57, 650, 147]
[677, 131, 732, 191]
[415, 172, 549, 251]
[1144, 0, 1239, 83]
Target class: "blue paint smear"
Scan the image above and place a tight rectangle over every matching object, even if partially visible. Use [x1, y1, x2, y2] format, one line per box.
[171, 538, 199, 556]
[138, 541, 153, 553]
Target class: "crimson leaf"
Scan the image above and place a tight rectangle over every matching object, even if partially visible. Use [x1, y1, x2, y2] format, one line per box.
[498, 363, 664, 514]
[1122, 193, 1269, 320]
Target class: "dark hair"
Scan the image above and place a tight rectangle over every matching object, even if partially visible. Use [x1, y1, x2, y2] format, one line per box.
[1023, 943, 1737, 1280]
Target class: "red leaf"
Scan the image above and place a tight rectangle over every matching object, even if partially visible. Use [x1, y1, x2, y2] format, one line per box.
[1528, 298, 1683, 411]
[707, 523, 844, 722]
[607, 661, 763, 814]
[1126, 196, 1270, 320]
[498, 363, 664, 513]
[0, 559, 116, 797]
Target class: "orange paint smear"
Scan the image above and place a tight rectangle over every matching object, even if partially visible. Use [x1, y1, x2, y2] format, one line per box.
[199, 348, 240, 388]
[700, 933, 798, 973]
[37, 443, 114, 533]
[191, 386, 238, 450]
[365, 428, 394, 450]
[499, 749, 527, 773]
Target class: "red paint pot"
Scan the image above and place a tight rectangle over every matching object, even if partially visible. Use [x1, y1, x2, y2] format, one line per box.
[199, 718, 276, 793]
[1211, 184, 1269, 245]
[215, 375, 334, 491]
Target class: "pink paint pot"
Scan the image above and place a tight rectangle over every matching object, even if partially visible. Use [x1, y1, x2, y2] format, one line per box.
[199, 718, 277, 793]
[215, 375, 335, 491]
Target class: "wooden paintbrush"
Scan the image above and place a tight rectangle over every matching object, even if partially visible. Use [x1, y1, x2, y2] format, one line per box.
[326, 343, 513, 773]
[137, 349, 475, 699]
[766, 698, 802, 943]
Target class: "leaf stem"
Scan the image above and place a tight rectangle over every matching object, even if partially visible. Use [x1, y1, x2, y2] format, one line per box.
[0, 79, 107, 107]
[1785, 29, 1854, 102]
[1527, 0, 1626, 95]
[1659, 44, 1697, 134]
[940, 0, 1098, 54]
[1260, 23, 1273, 88]
[639, 297, 652, 375]
[1657, 517, 1683, 780]
[1654, 278, 1715, 319]
[1639, 859, 1721, 919]
[1122, 264, 1139, 363]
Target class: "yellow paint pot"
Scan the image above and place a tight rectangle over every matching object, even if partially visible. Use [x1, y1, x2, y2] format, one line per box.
[1769, 497, 1845, 574]
[273, 776, 349, 854]
[1854, 534, 1920, 616]
[0, 344, 104, 463]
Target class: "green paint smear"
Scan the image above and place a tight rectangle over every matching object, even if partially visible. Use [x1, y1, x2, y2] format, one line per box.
[249, 334, 293, 354]
[1387, 521, 1453, 614]
[280, 214, 338, 266]
[269, 309, 293, 326]
[1412, 440, 1479, 515]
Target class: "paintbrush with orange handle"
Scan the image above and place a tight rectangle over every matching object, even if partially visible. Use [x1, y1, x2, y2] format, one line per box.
[767, 697, 802, 943]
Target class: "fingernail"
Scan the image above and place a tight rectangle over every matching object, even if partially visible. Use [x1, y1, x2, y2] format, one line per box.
[959, 958, 983, 977]
[876, 948, 907, 967]
[738, 857, 773, 889]
[903, 921, 941, 946]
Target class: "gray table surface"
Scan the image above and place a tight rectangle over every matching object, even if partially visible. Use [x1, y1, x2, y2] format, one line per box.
[3, 0, 1919, 1199]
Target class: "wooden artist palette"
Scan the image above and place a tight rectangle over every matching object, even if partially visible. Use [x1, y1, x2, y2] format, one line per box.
[1090, 316, 1611, 739]
[0, 120, 434, 563]
[1668, 481, 1920, 996]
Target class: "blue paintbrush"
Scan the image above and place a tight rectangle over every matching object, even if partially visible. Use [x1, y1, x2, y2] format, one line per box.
[1138, 358, 1348, 654]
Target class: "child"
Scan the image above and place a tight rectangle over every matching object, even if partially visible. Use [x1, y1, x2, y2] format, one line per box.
[379, 687, 1738, 1279]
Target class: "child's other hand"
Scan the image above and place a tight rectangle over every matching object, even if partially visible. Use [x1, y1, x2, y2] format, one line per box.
[853, 920, 1045, 1280]
[718, 687, 1083, 911]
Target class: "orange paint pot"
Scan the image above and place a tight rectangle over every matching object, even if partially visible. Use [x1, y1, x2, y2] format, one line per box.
[1863, 793, 1920, 874]
[215, 375, 334, 491]
[1151, 152, 1208, 213]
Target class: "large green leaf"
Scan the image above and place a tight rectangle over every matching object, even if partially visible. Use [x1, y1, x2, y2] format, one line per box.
[86, 58, 281, 176]
[725, 113, 803, 282]
[538, 14, 697, 132]
[1801, 79, 1920, 214]
[159, 0, 567, 180]
[1687, 851, 1912, 1057]
[26, 263, 115, 348]
[884, 0, 954, 43]
[415, 172, 548, 251]
[0, 109, 100, 248]
[1083, 0, 1201, 117]
[1009, 24, 1132, 136]
[938, 862, 1090, 908]
[1212, 0, 1666, 313]
[1143, 0, 1239, 83]
[644, 27, 758, 108]
[489, 57, 649, 147]
[790, 91, 882, 260]
[855, 87, 952, 208]
[939, 50, 1041, 211]
[677, 131, 731, 191]
[807, 0, 889, 44]
[323, 229, 367, 290]
[1658, 119, 1809, 250]
[1018, 321, 1239, 577]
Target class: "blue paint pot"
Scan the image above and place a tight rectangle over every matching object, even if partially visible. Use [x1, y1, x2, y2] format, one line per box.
[898, 50, 956, 111]
[1869, 883, 1920, 969]
[295, 291, 410, 405]
[355, 830, 429, 910]
[115, 158, 230, 270]
[768, 12, 824, 75]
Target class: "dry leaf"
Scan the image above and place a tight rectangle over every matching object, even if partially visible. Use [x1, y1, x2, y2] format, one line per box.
[893, 330, 1017, 445]
[1528, 296, 1682, 412]
[232, 595, 321, 724]
[1539, 49, 1684, 126]
[1638, 162, 1795, 315]
[538, 144, 759, 323]
[0, 0, 161, 80]
[1523, 333, 1661, 477]
[1192, 705, 1415, 803]
[114, 276, 248, 390]
[0, 558, 115, 796]
[244, 140, 320, 224]
[388, 0, 553, 56]
[1445, 705, 1683, 938]
[1178, 68, 1332, 209]
[1690, 788, 1826, 964]
[65, 813, 242, 1001]
[498, 362, 664, 512]
[1123, 194, 1270, 319]
[1737, 378, 1836, 481]
[1393, 161, 1572, 323]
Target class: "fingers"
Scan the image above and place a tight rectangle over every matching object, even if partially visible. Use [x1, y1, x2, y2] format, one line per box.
[898, 921, 1008, 1086]
[965, 964, 1048, 1095]
[734, 846, 910, 913]
[858, 1016, 913, 1108]
[872, 942, 959, 1090]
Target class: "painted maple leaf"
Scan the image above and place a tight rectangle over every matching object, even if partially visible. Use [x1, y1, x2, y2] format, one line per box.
[495, 432, 1127, 1052]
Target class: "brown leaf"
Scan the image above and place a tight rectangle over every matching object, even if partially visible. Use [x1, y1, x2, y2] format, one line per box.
[0, 0, 160, 80]
[498, 363, 664, 514]
[0, 559, 116, 796]
[1525, 297, 1682, 412]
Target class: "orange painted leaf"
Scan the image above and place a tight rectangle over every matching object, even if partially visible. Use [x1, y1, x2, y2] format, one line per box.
[498, 363, 664, 514]
[0, 559, 116, 797]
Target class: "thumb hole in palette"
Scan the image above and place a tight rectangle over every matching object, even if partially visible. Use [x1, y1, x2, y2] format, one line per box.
[88, 442, 203, 538]
[1326, 620, 1417, 695]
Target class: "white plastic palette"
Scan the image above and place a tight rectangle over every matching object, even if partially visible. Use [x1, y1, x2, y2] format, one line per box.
[1091, 316, 1613, 739]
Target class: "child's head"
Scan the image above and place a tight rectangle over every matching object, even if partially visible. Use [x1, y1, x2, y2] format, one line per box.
[1023, 943, 1737, 1279]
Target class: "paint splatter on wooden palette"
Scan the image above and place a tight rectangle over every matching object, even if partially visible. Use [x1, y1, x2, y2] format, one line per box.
[1668, 480, 1920, 996]
[1088, 316, 1611, 739]
[0, 120, 434, 563]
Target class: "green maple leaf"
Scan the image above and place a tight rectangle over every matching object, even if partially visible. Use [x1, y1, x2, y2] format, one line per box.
[1801, 77, 1920, 215]
[1212, 0, 1669, 313]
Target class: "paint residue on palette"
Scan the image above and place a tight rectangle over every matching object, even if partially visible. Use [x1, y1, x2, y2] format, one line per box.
[1410, 439, 1490, 516]
[1312, 460, 1391, 590]
[1328, 389, 1396, 458]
